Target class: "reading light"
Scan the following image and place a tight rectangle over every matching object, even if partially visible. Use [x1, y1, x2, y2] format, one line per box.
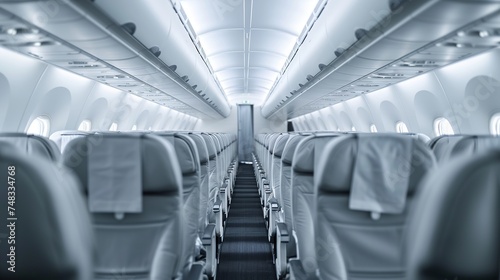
[6, 28, 16, 35]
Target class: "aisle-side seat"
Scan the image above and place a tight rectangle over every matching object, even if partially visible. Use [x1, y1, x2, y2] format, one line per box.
[407, 148, 499, 280]
[185, 132, 218, 278]
[288, 133, 341, 279]
[0, 143, 93, 280]
[313, 134, 436, 280]
[62, 134, 193, 279]
[152, 132, 205, 278]
[267, 134, 290, 242]
[202, 133, 225, 242]
[274, 134, 308, 278]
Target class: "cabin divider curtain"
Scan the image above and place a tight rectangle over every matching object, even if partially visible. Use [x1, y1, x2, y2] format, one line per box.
[237, 104, 254, 162]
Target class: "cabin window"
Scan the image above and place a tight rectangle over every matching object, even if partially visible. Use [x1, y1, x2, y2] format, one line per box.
[489, 113, 500, 136]
[131, 125, 137, 131]
[109, 122, 118, 131]
[78, 119, 92, 131]
[396, 121, 409, 133]
[370, 124, 378, 133]
[433, 117, 454, 136]
[26, 116, 50, 137]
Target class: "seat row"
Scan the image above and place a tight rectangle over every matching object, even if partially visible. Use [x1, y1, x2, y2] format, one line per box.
[253, 132, 499, 280]
[0, 131, 238, 280]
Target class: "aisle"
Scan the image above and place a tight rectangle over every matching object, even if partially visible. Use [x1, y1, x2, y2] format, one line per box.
[216, 164, 276, 280]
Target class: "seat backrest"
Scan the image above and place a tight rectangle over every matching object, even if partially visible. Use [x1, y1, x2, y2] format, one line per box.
[447, 135, 500, 159]
[0, 143, 93, 280]
[62, 134, 184, 279]
[428, 134, 467, 162]
[0, 132, 61, 162]
[153, 132, 201, 272]
[203, 133, 220, 223]
[185, 132, 211, 235]
[267, 133, 281, 174]
[407, 149, 499, 280]
[271, 134, 290, 203]
[210, 133, 223, 186]
[314, 134, 436, 280]
[280, 134, 302, 237]
[50, 130, 91, 153]
[291, 133, 340, 275]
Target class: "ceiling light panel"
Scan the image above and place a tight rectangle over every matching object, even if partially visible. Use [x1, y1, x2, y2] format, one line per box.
[177, 0, 322, 103]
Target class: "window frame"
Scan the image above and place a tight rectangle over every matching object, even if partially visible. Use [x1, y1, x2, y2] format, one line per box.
[489, 113, 500, 136]
[395, 121, 409, 133]
[109, 122, 118, 131]
[433, 117, 455, 136]
[78, 119, 92, 132]
[26, 115, 51, 137]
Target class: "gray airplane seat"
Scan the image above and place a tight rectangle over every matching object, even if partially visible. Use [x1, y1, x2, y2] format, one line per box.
[49, 130, 91, 153]
[185, 133, 211, 235]
[201, 133, 220, 223]
[286, 133, 340, 279]
[428, 134, 467, 162]
[153, 132, 205, 278]
[407, 149, 500, 280]
[275, 133, 306, 275]
[62, 134, 186, 280]
[0, 132, 61, 162]
[267, 134, 290, 242]
[314, 134, 436, 280]
[0, 142, 93, 280]
[185, 132, 218, 278]
[446, 135, 500, 159]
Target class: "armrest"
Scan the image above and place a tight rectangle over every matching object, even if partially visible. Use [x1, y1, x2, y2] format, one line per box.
[213, 198, 223, 240]
[268, 197, 280, 211]
[182, 262, 205, 280]
[288, 259, 320, 280]
[275, 222, 289, 278]
[202, 223, 217, 278]
[213, 198, 221, 213]
[202, 224, 216, 246]
[276, 222, 289, 243]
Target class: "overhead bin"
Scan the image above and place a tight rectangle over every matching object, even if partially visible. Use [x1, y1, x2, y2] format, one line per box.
[0, 0, 230, 119]
[262, 0, 500, 119]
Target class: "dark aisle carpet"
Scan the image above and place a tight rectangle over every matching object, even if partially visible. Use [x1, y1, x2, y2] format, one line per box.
[216, 164, 277, 280]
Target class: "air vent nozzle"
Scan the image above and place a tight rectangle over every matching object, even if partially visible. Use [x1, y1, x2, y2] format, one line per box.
[121, 22, 136, 35]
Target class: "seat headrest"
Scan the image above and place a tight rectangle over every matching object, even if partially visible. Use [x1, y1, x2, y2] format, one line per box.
[49, 130, 91, 152]
[449, 135, 500, 158]
[407, 149, 500, 279]
[268, 134, 281, 153]
[273, 135, 290, 158]
[201, 134, 217, 160]
[0, 143, 93, 280]
[187, 133, 209, 164]
[292, 134, 341, 173]
[316, 134, 435, 195]
[155, 133, 198, 174]
[429, 134, 466, 162]
[0, 132, 60, 162]
[281, 135, 303, 165]
[63, 134, 182, 195]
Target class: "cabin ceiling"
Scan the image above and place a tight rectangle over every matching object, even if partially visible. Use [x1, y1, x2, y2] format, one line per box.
[2, 0, 500, 122]
[171, 0, 326, 105]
